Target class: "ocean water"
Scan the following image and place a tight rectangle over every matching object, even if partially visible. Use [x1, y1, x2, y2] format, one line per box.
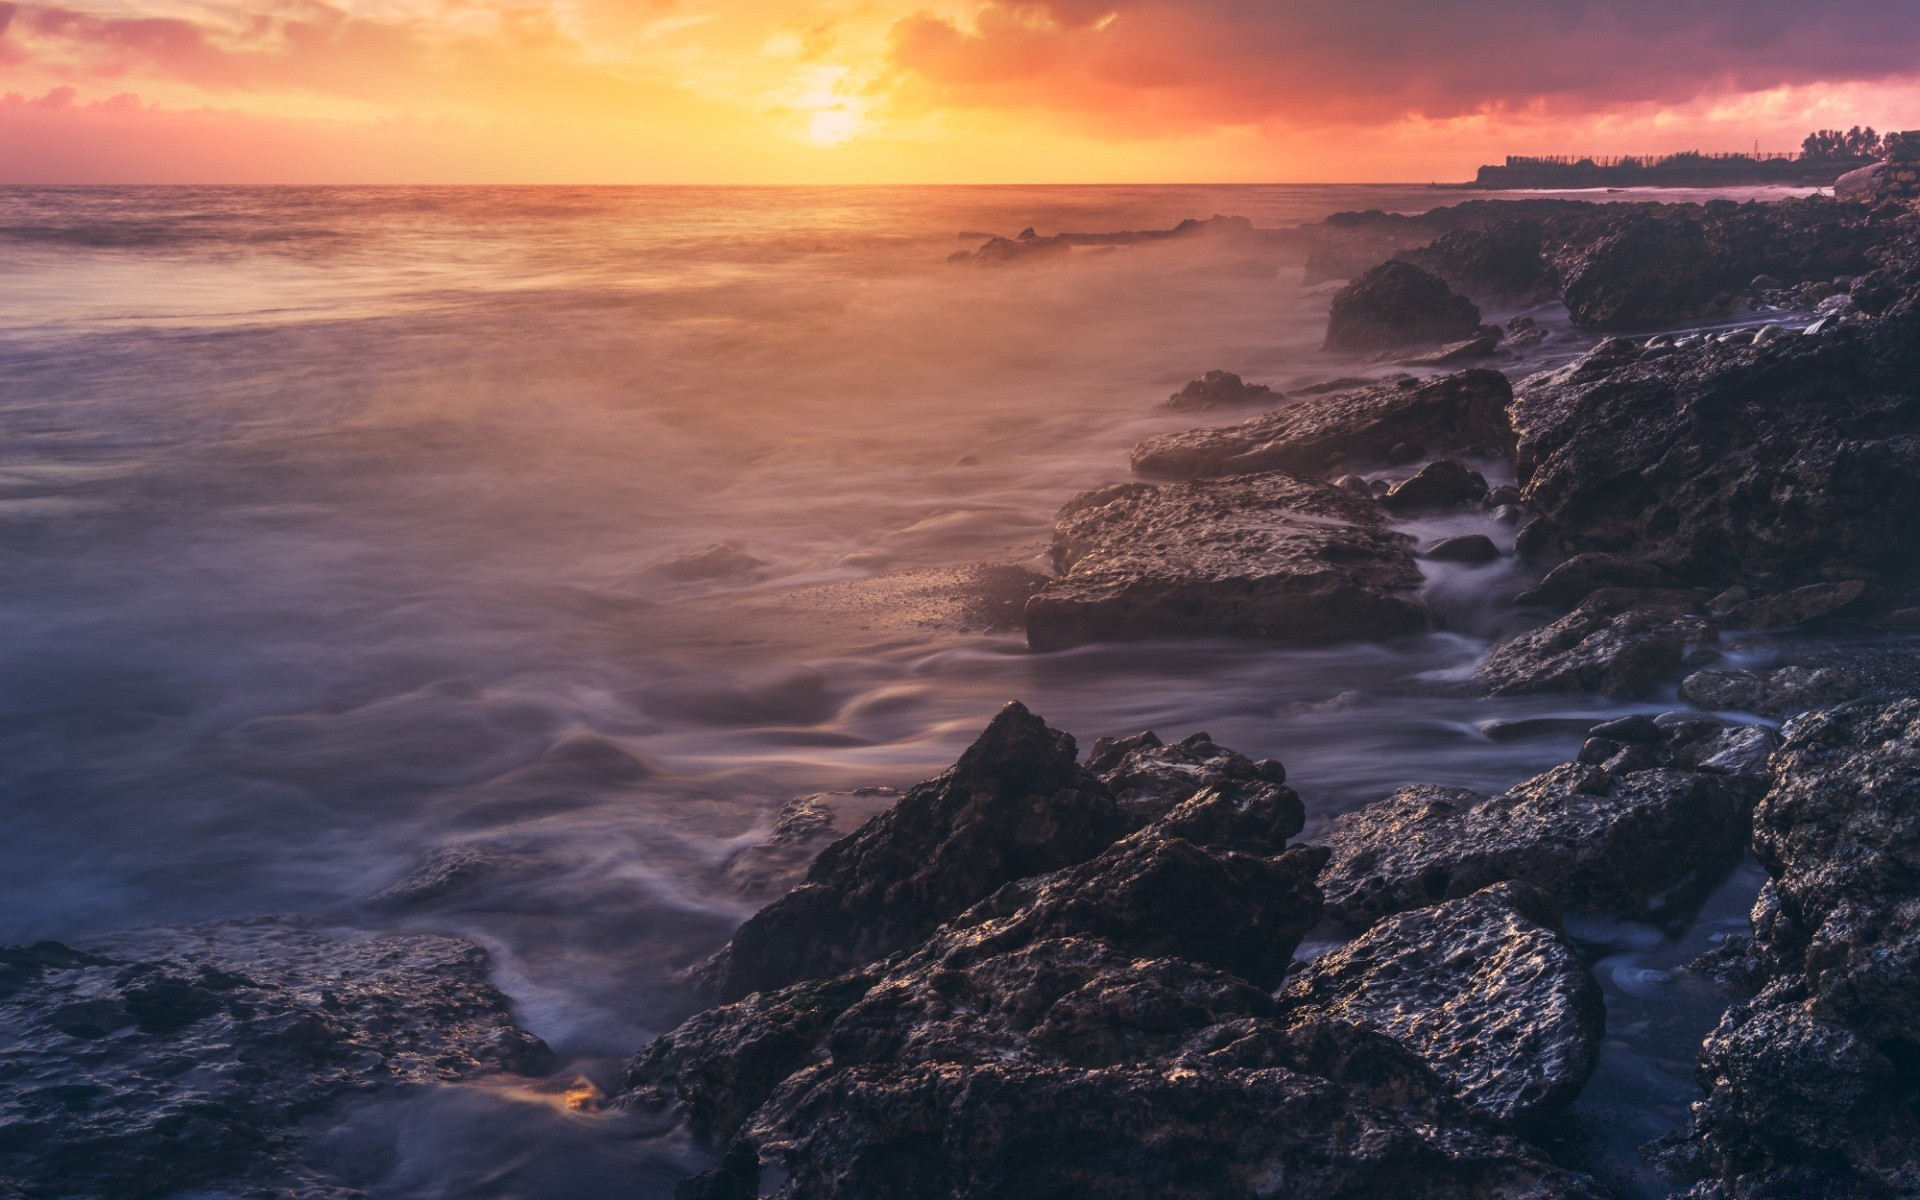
[0, 183, 1816, 1197]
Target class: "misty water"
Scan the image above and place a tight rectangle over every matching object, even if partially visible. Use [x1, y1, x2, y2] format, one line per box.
[0, 183, 1827, 1196]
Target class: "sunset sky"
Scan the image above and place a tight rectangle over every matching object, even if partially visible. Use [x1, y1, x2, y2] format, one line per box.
[4, 0, 1920, 183]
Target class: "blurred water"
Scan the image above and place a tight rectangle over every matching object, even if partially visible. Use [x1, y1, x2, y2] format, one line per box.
[0, 183, 1813, 1197]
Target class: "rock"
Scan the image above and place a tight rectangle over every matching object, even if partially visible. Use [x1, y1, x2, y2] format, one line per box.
[1522, 552, 1668, 608]
[1425, 534, 1500, 564]
[694, 703, 1124, 1002]
[1589, 714, 1662, 743]
[1679, 666, 1860, 718]
[1323, 261, 1482, 351]
[1332, 473, 1372, 496]
[1719, 580, 1869, 629]
[1397, 219, 1552, 302]
[0, 920, 549, 1200]
[1484, 483, 1523, 508]
[1552, 212, 1723, 327]
[1316, 725, 1763, 930]
[1129, 369, 1513, 480]
[721, 790, 899, 902]
[1386, 441, 1425, 465]
[1505, 316, 1547, 347]
[1475, 589, 1713, 698]
[1835, 162, 1885, 200]
[368, 844, 506, 908]
[1383, 458, 1486, 512]
[1084, 729, 1291, 829]
[1492, 504, 1525, 524]
[1511, 289, 1920, 592]
[1282, 883, 1604, 1133]
[1658, 700, 1920, 1197]
[1751, 274, 1786, 291]
[1394, 332, 1502, 366]
[1024, 473, 1427, 652]
[1165, 370, 1275, 412]
[647, 542, 768, 582]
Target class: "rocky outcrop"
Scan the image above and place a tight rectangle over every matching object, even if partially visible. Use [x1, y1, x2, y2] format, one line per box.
[1511, 293, 1920, 593]
[1679, 666, 1860, 719]
[1317, 721, 1765, 930]
[1475, 588, 1713, 698]
[1024, 473, 1427, 651]
[1283, 883, 1604, 1134]
[1660, 701, 1920, 1198]
[695, 703, 1124, 1002]
[633, 717, 1605, 1200]
[1085, 729, 1293, 829]
[1324, 261, 1483, 351]
[0, 920, 549, 1200]
[1397, 219, 1552, 303]
[1130, 370, 1513, 480]
[1165, 370, 1275, 412]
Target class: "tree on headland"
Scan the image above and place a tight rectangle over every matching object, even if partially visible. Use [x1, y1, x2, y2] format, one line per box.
[1802, 127, 1883, 162]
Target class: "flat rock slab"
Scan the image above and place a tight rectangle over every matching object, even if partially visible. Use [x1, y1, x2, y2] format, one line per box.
[1283, 882, 1604, 1133]
[1130, 369, 1513, 480]
[1025, 472, 1427, 651]
[0, 920, 549, 1200]
[1316, 725, 1763, 930]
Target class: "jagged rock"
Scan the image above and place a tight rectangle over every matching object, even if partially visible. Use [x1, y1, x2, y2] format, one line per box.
[1324, 261, 1483, 351]
[695, 703, 1124, 1002]
[1382, 458, 1487, 512]
[1283, 883, 1604, 1134]
[1398, 219, 1552, 302]
[1511, 289, 1920, 592]
[1719, 580, 1869, 629]
[1317, 725, 1763, 930]
[1166, 370, 1274, 412]
[1394, 332, 1502, 366]
[1129, 369, 1513, 480]
[0, 921, 549, 1200]
[1659, 700, 1920, 1198]
[1024, 473, 1427, 651]
[369, 844, 506, 908]
[1679, 666, 1860, 718]
[1084, 730, 1292, 829]
[721, 791, 898, 902]
[647, 542, 768, 582]
[1475, 588, 1713, 698]
[1522, 552, 1668, 608]
[1505, 316, 1547, 347]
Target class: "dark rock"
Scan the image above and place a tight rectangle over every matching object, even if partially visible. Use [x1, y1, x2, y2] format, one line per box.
[1505, 316, 1547, 347]
[1483, 483, 1523, 508]
[1324, 261, 1483, 352]
[1165, 370, 1275, 412]
[1397, 219, 1552, 302]
[1719, 579, 1869, 629]
[1332, 473, 1372, 496]
[1659, 700, 1920, 1197]
[721, 791, 899, 902]
[368, 844, 506, 908]
[1282, 882, 1603, 1133]
[1129, 369, 1513, 480]
[695, 703, 1124, 1002]
[1024, 473, 1427, 651]
[1317, 727, 1763, 929]
[0, 921, 549, 1200]
[1525, 552, 1668, 608]
[1475, 589, 1714, 698]
[1383, 458, 1487, 512]
[1480, 716, 1600, 743]
[1511, 291, 1920, 593]
[1084, 730, 1291, 829]
[1394, 333, 1502, 366]
[647, 542, 768, 582]
[1425, 534, 1500, 564]
[1679, 666, 1860, 718]
[1491, 504, 1525, 524]
[1590, 714, 1662, 743]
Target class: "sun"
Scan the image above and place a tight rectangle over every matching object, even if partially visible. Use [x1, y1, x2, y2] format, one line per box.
[808, 108, 862, 146]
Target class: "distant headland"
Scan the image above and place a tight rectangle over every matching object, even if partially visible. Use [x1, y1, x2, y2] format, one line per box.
[1469, 126, 1902, 189]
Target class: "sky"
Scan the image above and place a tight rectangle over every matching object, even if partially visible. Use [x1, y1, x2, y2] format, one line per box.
[3, 0, 1920, 183]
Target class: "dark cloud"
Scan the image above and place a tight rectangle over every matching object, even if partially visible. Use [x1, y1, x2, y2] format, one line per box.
[890, 0, 1920, 128]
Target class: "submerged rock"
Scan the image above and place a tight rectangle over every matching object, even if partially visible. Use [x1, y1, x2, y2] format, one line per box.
[647, 542, 768, 582]
[1165, 370, 1275, 411]
[1475, 588, 1713, 698]
[1659, 700, 1920, 1197]
[1024, 473, 1427, 651]
[1130, 369, 1513, 480]
[1317, 724, 1763, 930]
[1283, 882, 1604, 1134]
[1324, 261, 1483, 351]
[0, 920, 549, 1200]
[695, 703, 1123, 1002]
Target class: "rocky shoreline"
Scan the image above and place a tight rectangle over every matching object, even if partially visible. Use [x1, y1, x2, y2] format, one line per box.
[8, 189, 1920, 1198]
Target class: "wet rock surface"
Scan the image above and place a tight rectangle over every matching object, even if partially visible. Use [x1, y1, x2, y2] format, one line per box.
[631, 712, 1610, 1200]
[0, 920, 550, 1200]
[1679, 665, 1860, 719]
[695, 702, 1123, 1002]
[1130, 369, 1513, 480]
[1317, 721, 1764, 930]
[1164, 369, 1275, 411]
[1024, 472, 1427, 651]
[1283, 882, 1604, 1134]
[1475, 588, 1713, 698]
[1660, 700, 1920, 1198]
[1324, 260, 1483, 351]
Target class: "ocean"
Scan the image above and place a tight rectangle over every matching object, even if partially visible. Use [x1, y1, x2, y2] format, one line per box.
[0, 183, 1813, 1196]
